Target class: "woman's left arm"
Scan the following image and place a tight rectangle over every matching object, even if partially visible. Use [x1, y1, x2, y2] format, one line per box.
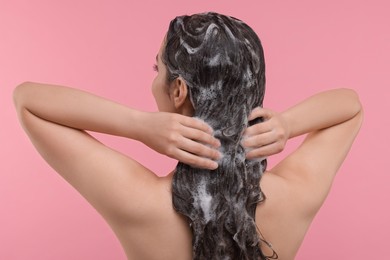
[13, 81, 220, 223]
[14, 82, 220, 169]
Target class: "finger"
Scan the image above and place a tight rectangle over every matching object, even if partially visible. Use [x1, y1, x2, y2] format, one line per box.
[174, 148, 219, 170]
[248, 107, 262, 121]
[178, 137, 221, 161]
[181, 126, 221, 148]
[245, 142, 284, 159]
[244, 120, 273, 137]
[248, 107, 273, 121]
[181, 116, 214, 134]
[241, 130, 277, 148]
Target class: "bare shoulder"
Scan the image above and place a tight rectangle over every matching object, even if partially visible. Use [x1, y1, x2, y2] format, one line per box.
[110, 172, 193, 260]
[255, 171, 313, 259]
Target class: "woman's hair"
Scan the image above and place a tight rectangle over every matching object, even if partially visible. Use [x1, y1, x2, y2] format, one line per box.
[163, 12, 276, 260]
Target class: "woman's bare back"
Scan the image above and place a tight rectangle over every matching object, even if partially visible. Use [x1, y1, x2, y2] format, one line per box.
[106, 170, 315, 260]
[105, 100, 364, 259]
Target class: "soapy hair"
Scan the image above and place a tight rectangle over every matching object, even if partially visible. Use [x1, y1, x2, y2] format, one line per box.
[163, 12, 276, 260]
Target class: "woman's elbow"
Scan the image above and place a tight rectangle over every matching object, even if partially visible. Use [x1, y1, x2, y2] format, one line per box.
[340, 88, 363, 116]
[344, 88, 364, 128]
[13, 81, 33, 112]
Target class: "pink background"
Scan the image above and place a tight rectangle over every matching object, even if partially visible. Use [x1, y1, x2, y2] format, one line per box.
[1, 0, 388, 259]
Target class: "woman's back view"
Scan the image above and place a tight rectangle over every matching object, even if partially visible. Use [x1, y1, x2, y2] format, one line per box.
[13, 12, 363, 260]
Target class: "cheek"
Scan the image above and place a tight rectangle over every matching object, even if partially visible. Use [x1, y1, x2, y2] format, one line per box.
[151, 77, 172, 112]
[151, 77, 158, 99]
[152, 76, 166, 100]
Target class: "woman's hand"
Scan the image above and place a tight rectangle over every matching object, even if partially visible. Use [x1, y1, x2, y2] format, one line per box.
[138, 112, 221, 170]
[242, 108, 290, 159]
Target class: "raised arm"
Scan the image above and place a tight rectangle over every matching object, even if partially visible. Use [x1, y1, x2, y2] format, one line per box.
[13, 81, 220, 224]
[243, 88, 363, 212]
[244, 88, 362, 160]
[282, 88, 362, 139]
[14, 82, 220, 169]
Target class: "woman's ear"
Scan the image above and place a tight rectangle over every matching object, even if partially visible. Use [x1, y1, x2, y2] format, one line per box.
[170, 77, 189, 109]
[169, 77, 194, 116]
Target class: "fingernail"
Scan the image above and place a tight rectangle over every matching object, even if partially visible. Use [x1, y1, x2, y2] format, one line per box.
[211, 161, 218, 169]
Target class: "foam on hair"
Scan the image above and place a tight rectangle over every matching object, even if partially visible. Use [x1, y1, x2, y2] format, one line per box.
[163, 12, 276, 259]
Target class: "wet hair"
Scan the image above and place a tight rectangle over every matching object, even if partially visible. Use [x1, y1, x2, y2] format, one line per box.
[163, 12, 277, 259]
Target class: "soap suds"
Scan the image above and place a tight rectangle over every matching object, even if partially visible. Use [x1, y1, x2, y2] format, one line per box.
[194, 179, 213, 222]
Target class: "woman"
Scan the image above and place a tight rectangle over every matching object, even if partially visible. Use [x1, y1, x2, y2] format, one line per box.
[13, 12, 362, 260]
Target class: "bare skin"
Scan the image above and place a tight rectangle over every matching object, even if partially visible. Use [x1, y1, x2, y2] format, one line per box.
[13, 42, 363, 259]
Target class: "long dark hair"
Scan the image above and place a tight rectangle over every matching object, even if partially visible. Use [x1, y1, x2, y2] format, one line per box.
[163, 12, 275, 260]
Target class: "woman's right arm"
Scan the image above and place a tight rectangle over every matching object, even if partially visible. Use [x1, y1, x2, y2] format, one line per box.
[243, 88, 363, 214]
